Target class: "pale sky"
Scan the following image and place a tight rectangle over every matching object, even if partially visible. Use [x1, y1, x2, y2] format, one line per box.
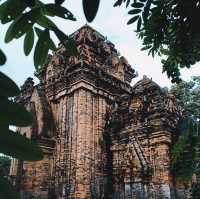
[0, 0, 199, 88]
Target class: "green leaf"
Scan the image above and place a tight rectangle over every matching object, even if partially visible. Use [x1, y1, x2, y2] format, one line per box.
[55, 0, 65, 5]
[131, 2, 144, 8]
[5, 7, 41, 43]
[0, 49, 6, 65]
[52, 27, 78, 56]
[34, 29, 49, 68]
[34, 27, 56, 51]
[141, 45, 152, 50]
[126, 0, 131, 8]
[36, 15, 56, 29]
[52, 27, 68, 42]
[137, 17, 142, 31]
[0, 98, 33, 126]
[24, 28, 34, 56]
[34, 27, 43, 37]
[0, 72, 20, 97]
[128, 9, 142, 15]
[0, 0, 27, 24]
[0, 128, 43, 161]
[43, 4, 76, 21]
[114, 0, 123, 7]
[127, 15, 139, 25]
[48, 38, 57, 52]
[34, 0, 44, 7]
[143, 0, 152, 24]
[83, 0, 100, 22]
[24, 0, 36, 7]
[0, 176, 20, 199]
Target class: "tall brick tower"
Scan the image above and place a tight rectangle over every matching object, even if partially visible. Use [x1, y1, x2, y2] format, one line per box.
[10, 25, 181, 199]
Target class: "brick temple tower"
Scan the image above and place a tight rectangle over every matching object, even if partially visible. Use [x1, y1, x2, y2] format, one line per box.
[10, 25, 181, 199]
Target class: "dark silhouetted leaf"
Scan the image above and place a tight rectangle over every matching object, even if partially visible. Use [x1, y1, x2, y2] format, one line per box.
[24, 0, 36, 7]
[34, 27, 43, 37]
[52, 27, 68, 42]
[128, 9, 142, 15]
[83, 0, 100, 22]
[127, 15, 139, 25]
[143, 0, 152, 24]
[52, 27, 78, 56]
[131, 2, 144, 8]
[114, 0, 123, 7]
[53, 28, 78, 56]
[141, 45, 152, 50]
[48, 37, 57, 51]
[126, 0, 131, 7]
[0, 72, 20, 97]
[0, 98, 33, 126]
[33, 27, 56, 67]
[43, 4, 76, 21]
[142, 11, 146, 25]
[34, 29, 49, 68]
[55, 0, 65, 5]
[37, 15, 56, 29]
[5, 7, 41, 43]
[0, 175, 20, 199]
[24, 28, 34, 56]
[0, 128, 43, 161]
[0, 0, 27, 24]
[0, 49, 6, 65]
[137, 17, 142, 31]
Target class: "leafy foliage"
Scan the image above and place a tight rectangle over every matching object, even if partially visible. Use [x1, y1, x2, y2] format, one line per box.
[24, 28, 35, 56]
[0, 72, 20, 96]
[0, 155, 11, 178]
[191, 183, 200, 199]
[82, 0, 100, 22]
[0, 175, 20, 199]
[0, 97, 33, 126]
[0, 70, 44, 198]
[0, 0, 77, 69]
[170, 76, 200, 195]
[0, 128, 43, 161]
[34, 28, 55, 67]
[171, 120, 200, 182]
[0, 49, 6, 65]
[114, 0, 200, 83]
[171, 76, 200, 120]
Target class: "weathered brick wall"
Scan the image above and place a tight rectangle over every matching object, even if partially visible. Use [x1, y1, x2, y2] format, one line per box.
[20, 154, 52, 199]
[105, 76, 181, 199]
[50, 87, 111, 198]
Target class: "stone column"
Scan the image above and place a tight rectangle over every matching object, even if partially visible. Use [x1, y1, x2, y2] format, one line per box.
[53, 88, 109, 199]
